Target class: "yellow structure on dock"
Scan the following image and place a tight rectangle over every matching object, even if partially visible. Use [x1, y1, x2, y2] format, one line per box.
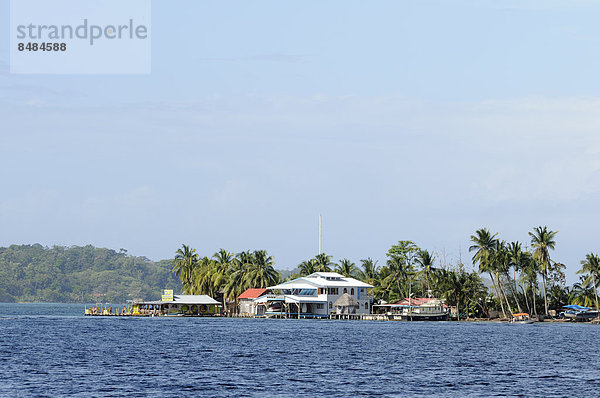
[84, 304, 120, 316]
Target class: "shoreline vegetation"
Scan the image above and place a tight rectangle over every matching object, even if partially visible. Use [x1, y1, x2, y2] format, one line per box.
[2, 225, 600, 321]
[171, 225, 598, 321]
[0, 244, 181, 303]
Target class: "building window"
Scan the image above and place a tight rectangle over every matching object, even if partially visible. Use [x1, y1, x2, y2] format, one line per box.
[343, 288, 347, 294]
[365, 302, 369, 310]
[328, 288, 338, 295]
[329, 302, 332, 309]
[351, 288, 354, 295]
[316, 304, 324, 309]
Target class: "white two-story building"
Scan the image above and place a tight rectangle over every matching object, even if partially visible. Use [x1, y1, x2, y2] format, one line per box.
[259, 272, 373, 318]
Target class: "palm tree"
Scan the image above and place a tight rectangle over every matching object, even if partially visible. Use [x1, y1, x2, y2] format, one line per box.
[173, 244, 199, 294]
[314, 253, 334, 272]
[360, 258, 379, 281]
[236, 250, 254, 269]
[570, 280, 596, 307]
[358, 257, 380, 299]
[436, 267, 479, 320]
[192, 256, 216, 296]
[506, 241, 524, 313]
[383, 255, 414, 300]
[548, 284, 569, 311]
[437, 268, 461, 319]
[519, 252, 540, 317]
[469, 228, 506, 317]
[491, 241, 514, 315]
[212, 249, 234, 311]
[513, 248, 531, 315]
[223, 259, 247, 311]
[415, 249, 435, 294]
[246, 250, 280, 288]
[298, 259, 317, 276]
[578, 253, 600, 313]
[529, 226, 558, 316]
[464, 270, 488, 318]
[336, 258, 357, 277]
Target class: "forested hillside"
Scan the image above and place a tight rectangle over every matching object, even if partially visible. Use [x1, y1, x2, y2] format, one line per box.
[0, 244, 181, 303]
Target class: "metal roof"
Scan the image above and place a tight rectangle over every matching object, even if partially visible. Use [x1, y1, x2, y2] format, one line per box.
[238, 288, 268, 300]
[268, 280, 322, 290]
[305, 272, 373, 288]
[268, 272, 373, 290]
[139, 295, 221, 306]
[173, 295, 220, 305]
[308, 272, 343, 277]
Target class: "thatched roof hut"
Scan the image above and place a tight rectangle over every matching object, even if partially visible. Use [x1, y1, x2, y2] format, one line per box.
[333, 293, 359, 314]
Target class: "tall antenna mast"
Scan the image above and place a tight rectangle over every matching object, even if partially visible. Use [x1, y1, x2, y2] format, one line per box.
[318, 214, 322, 254]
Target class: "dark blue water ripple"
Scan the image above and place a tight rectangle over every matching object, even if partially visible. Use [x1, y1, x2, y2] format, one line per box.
[1, 304, 600, 397]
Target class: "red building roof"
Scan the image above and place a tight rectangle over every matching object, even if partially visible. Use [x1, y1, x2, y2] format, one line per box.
[237, 288, 268, 300]
[389, 297, 448, 307]
[391, 297, 434, 306]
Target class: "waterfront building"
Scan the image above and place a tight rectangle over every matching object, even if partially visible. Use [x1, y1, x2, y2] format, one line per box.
[260, 272, 373, 318]
[237, 288, 268, 316]
[374, 297, 449, 321]
[134, 290, 221, 316]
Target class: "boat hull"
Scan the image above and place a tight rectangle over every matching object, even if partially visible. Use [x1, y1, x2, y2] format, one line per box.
[397, 313, 449, 321]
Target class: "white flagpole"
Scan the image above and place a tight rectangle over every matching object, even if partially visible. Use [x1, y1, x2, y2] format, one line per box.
[318, 214, 322, 255]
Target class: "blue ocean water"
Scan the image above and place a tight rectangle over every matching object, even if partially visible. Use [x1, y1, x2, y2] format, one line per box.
[1, 304, 600, 397]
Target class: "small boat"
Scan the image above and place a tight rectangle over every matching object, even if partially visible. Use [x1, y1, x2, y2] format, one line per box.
[510, 313, 535, 324]
[265, 302, 284, 318]
[561, 305, 598, 321]
[398, 299, 449, 321]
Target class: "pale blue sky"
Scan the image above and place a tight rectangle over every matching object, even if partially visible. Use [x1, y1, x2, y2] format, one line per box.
[2, 1, 600, 283]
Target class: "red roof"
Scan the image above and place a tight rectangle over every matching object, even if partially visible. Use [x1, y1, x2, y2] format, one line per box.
[238, 288, 268, 300]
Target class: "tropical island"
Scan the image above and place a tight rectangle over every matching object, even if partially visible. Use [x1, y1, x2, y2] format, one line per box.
[2, 226, 600, 321]
[0, 244, 181, 303]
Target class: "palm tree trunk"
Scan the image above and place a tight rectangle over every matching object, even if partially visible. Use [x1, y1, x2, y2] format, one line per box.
[504, 271, 521, 313]
[593, 275, 599, 317]
[521, 283, 531, 315]
[542, 270, 549, 317]
[509, 270, 523, 313]
[531, 281, 538, 317]
[489, 272, 506, 318]
[497, 274, 513, 316]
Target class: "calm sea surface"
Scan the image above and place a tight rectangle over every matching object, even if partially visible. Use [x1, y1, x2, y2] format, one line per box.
[1, 303, 599, 397]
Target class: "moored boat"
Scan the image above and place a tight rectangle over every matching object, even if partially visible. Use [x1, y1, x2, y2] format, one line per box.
[561, 305, 598, 321]
[510, 313, 535, 324]
[374, 297, 450, 321]
[399, 299, 449, 321]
